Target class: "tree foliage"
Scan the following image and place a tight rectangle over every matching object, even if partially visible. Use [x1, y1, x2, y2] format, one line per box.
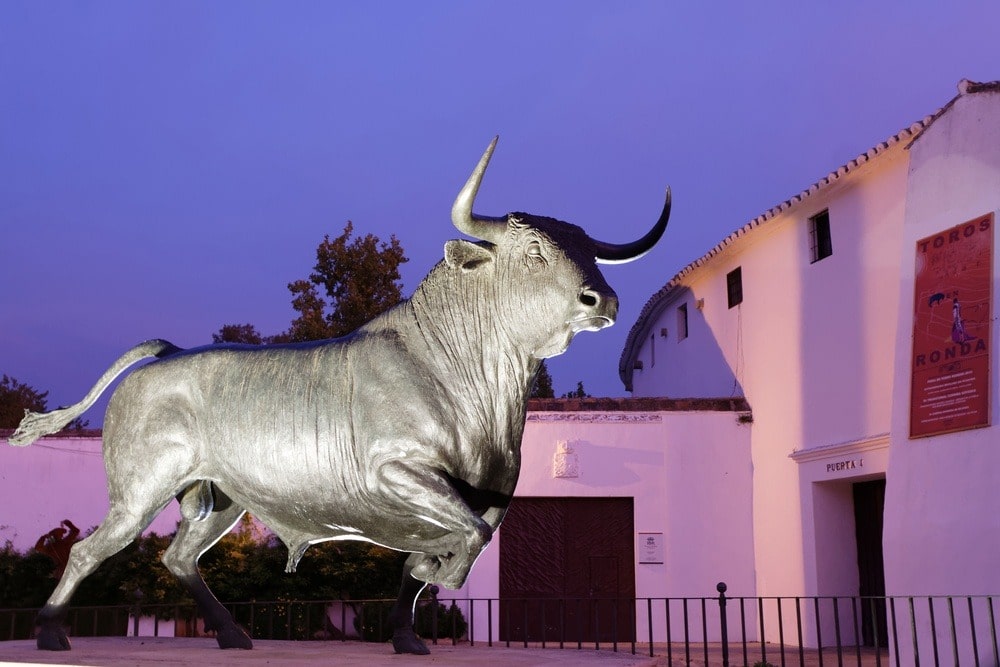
[284, 221, 408, 342]
[212, 323, 265, 345]
[0, 375, 47, 429]
[0, 375, 88, 431]
[214, 222, 408, 344]
[561, 380, 591, 399]
[530, 361, 555, 398]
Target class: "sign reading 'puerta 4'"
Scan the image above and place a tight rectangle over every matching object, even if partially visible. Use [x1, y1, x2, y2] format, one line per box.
[910, 213, 994, 438]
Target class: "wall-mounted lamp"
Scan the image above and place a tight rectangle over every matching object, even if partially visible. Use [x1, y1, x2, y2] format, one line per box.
[696, 298, 706, 311]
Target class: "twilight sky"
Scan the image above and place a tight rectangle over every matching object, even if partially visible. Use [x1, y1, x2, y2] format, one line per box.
[3, 3, 1000, 424]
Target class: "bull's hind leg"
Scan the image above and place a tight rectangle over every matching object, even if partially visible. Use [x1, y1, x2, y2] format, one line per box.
[388, 553, 430, 655]
[36, 501, 171, 650]
[162, 484, 252, 650]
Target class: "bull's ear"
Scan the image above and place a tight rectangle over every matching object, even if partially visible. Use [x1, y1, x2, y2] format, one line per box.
[444, 239, 494, 271]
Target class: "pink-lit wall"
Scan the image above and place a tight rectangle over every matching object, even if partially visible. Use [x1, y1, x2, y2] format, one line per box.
[1, 436, 181, 551]
[459, 406, 755, 643]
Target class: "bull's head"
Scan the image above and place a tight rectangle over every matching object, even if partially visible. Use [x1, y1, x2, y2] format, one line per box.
[448, 137, 670, 359]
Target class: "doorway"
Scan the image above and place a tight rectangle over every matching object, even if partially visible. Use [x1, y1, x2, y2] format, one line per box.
[499, 497, 635, 643]
[853, 478, 888, 647]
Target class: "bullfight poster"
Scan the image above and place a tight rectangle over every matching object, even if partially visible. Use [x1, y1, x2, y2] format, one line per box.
[910, 213, 993, 438]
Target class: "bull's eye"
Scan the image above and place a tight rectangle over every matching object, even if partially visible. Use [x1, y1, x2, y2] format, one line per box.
[526, 241, 543, 258]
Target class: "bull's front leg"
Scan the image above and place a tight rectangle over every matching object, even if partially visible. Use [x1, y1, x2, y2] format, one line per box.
[377, 460, 492, 589]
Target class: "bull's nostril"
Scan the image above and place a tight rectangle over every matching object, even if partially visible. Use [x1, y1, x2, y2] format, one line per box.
[580, 290, 599, 307]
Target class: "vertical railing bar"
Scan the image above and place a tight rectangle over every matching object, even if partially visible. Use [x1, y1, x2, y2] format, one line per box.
[666, 598, 673, 666]
[796, 597, 805, 667]
[815, 597, 825, 667]
[611, 598, 619, 653]
[851, 597, 861, 667]
[487, 599, 494, 647]
[504, 598, 510, 648]
[559, 598, 565, 650]
[647, 598, 654, 658]
[683, 597, 691, 666]
[469, 598, 475, 647]
[540, 598, 546, 649]
[988, 596, 998, 667]
[717, 586, 729, 667]
[758, 596, 767, 666]
[522, 598, 528, 649]
[833, 597, 843, 666]
[594, 599, 601, 652]
[702, 597, 709, 666]
[907, 597, 919, 667]
[777, 597, 787, 667]
[450, 599, 457, 646]
[948, 596, 959, 667]
[928, 597, 939, 665]
[577, 598, 583, 651]
[870, 597, 883, 667]
[889, 598, 901, 667]
[968, 596, 980, 667]
[741, 597, 749, 667]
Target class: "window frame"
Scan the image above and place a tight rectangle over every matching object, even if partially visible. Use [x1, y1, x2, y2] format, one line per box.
[726, 267, 743, 309]
[809, 209, 833, 263]
[676, 302, 689, 341]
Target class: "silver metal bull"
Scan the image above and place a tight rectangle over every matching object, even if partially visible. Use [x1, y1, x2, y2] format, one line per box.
[10, 137, 670, 654]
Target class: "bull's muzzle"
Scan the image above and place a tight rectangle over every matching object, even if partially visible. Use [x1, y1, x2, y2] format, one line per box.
[569, 288, 618, 332]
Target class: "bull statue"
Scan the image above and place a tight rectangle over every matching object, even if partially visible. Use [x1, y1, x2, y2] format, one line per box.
[11, 137, 670, 654]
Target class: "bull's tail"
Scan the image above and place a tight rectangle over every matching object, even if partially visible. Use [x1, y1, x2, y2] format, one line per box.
[8, 339, 182, 447]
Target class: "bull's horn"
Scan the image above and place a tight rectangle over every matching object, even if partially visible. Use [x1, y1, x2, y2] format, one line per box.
[593, 186, 671, 265]
[452, 136, 508, 243]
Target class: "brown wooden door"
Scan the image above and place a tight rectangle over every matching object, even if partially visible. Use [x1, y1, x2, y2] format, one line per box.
[499, 497, 635, 643]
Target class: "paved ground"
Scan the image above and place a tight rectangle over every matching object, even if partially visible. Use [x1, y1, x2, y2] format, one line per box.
[0, 637, 661, 667]
[0, 637, 893, 666]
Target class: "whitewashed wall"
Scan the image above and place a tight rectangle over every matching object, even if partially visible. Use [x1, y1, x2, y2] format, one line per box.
[884, 86, 1000, 666]
[629, 142, 909, 617]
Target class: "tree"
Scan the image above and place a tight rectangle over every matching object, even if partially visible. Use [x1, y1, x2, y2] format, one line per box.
[530, 361, 555, 398]
[212, 323, 265, 345]
[0, 375, 47, 429]
[213, 221, 408, 345]
[561, 381, 590, 399]
[0, 375, 88, 431]
[284, 221, 408, 342]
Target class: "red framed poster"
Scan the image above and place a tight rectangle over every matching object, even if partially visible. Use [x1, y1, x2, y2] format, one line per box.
[910, 213, 993, 438]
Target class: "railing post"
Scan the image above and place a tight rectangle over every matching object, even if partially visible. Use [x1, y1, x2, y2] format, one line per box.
[429, 585, 439, 645]
[131, 588, 143, 638]
[717, 582, 730, 667]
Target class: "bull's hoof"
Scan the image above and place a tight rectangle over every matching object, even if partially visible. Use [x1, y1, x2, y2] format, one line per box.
[215, 624, 253, 650]
[36, 625, 71, 651]
[392, 628, 430, 655]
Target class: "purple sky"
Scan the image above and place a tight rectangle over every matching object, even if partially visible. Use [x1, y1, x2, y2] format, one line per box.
[3, 3, 1000, 425]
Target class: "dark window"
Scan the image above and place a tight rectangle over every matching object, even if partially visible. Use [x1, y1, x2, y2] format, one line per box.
[809, 209, 833, 263]
[727, 267, 743, 309]
[677, 303, 688, 341]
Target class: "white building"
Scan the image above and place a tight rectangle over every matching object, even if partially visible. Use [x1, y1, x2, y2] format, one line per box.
[620, 79, 1000, 661]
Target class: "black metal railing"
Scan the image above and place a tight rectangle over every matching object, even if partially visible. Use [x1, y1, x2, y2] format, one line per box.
[3, 584, 998, 666]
